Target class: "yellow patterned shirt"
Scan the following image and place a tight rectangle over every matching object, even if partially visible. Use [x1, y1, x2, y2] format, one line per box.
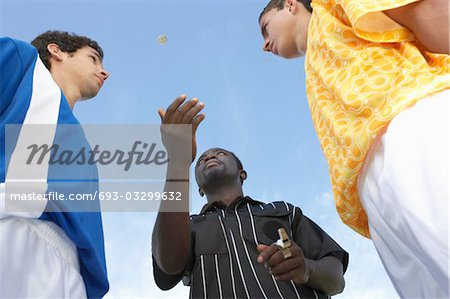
[306, 0, 450, 238]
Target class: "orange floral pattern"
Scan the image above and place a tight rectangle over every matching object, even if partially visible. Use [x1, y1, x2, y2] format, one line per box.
[306, 0, 450, 238]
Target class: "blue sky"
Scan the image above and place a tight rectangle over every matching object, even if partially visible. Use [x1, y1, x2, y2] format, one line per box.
[1, 0, 398, 297]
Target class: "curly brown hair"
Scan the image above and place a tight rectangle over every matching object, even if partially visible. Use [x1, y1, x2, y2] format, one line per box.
[31, 30, 104, 70]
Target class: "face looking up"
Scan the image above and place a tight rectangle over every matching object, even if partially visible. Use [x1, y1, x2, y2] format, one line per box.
[62, 46, 109, 100]
[195, 148, 243, 190]
[50, 44, 109, 102]
[260, 0, 312, 59]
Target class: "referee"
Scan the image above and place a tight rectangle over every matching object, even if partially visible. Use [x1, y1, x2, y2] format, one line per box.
[152, 95, 348, 298]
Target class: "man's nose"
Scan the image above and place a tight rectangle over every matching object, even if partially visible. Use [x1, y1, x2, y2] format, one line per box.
[204, 154, 216, 162]
[204, 152, 221, 163]
[100, 68, 109, 81]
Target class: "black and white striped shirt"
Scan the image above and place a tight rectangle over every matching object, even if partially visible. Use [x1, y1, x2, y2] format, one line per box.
[153, 196, 349, 298]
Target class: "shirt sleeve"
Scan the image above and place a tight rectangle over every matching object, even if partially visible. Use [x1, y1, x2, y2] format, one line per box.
[152, 229, 195, 290]
[292, 208, 349, 273]
[333, 0, 419, 42]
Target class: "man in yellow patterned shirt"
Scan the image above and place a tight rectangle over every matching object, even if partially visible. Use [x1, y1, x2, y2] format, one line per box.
[259, 0, 449, 297]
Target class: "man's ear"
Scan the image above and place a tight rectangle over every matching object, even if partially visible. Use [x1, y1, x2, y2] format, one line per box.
[285, 0, 299, 14]
[47, 43, 63, 62]
[240, 170, 247, 184]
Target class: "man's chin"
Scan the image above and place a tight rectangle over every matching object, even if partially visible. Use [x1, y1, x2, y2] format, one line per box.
[204, 166, 222, 176]
[282, 51, 304, 59]
[203, 168, 226, 182]
[80, 91, 99, 101]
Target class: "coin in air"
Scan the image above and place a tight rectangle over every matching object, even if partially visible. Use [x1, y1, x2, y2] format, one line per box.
[157, 35, 168, 45]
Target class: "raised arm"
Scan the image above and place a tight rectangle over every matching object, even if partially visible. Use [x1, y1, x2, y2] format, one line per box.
[151, 94, 205, 275]
[383, 0, 449, 54]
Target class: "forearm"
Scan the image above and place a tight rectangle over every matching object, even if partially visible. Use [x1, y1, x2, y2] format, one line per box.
[384, 0, 449, 54]
[304, 256, 345, 296]
[152, 161, 191, 274]
[152, 211, 190, 274]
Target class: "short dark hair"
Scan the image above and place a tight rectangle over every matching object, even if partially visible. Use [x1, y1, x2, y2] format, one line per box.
[31, 30, 104, 70]
[259, 0, 312, 23]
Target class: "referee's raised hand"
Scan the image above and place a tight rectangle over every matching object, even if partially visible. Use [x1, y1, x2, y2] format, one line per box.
[158, 94, 205, 163]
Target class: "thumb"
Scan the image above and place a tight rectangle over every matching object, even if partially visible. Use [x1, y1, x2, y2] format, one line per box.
[256, 244, 269, 253]
[158, 109, 166, 122]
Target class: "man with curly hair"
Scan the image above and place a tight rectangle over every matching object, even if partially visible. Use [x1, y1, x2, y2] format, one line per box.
[0, 31, 109, 298]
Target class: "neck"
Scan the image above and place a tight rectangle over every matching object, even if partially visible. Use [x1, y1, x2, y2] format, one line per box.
[50, 71, 79, 110]
[294, 11, 311, 56]
[204, 184, 243, 206]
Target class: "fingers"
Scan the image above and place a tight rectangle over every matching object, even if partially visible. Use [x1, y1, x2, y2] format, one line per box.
[273, 269, 296, 281]
[163, 94, 205, 125]
[257, 242, 307, 284]
[191, 113, 205, 133]
[267, 244, 301, 267]
[158, 109, 166, 122]
[257, 244, 279, 263]
[257, 244, 269, 254]
[164, 94, 187, 122]
[274, 267, 308, 284]
[266, 248, 286, 268]
[269, 256, 302, 276]
[171, 97, 199, 123]
[182, 101, 205, 123]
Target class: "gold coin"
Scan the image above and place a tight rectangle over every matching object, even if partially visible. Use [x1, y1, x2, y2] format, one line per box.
[157, 35, 168, 45]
